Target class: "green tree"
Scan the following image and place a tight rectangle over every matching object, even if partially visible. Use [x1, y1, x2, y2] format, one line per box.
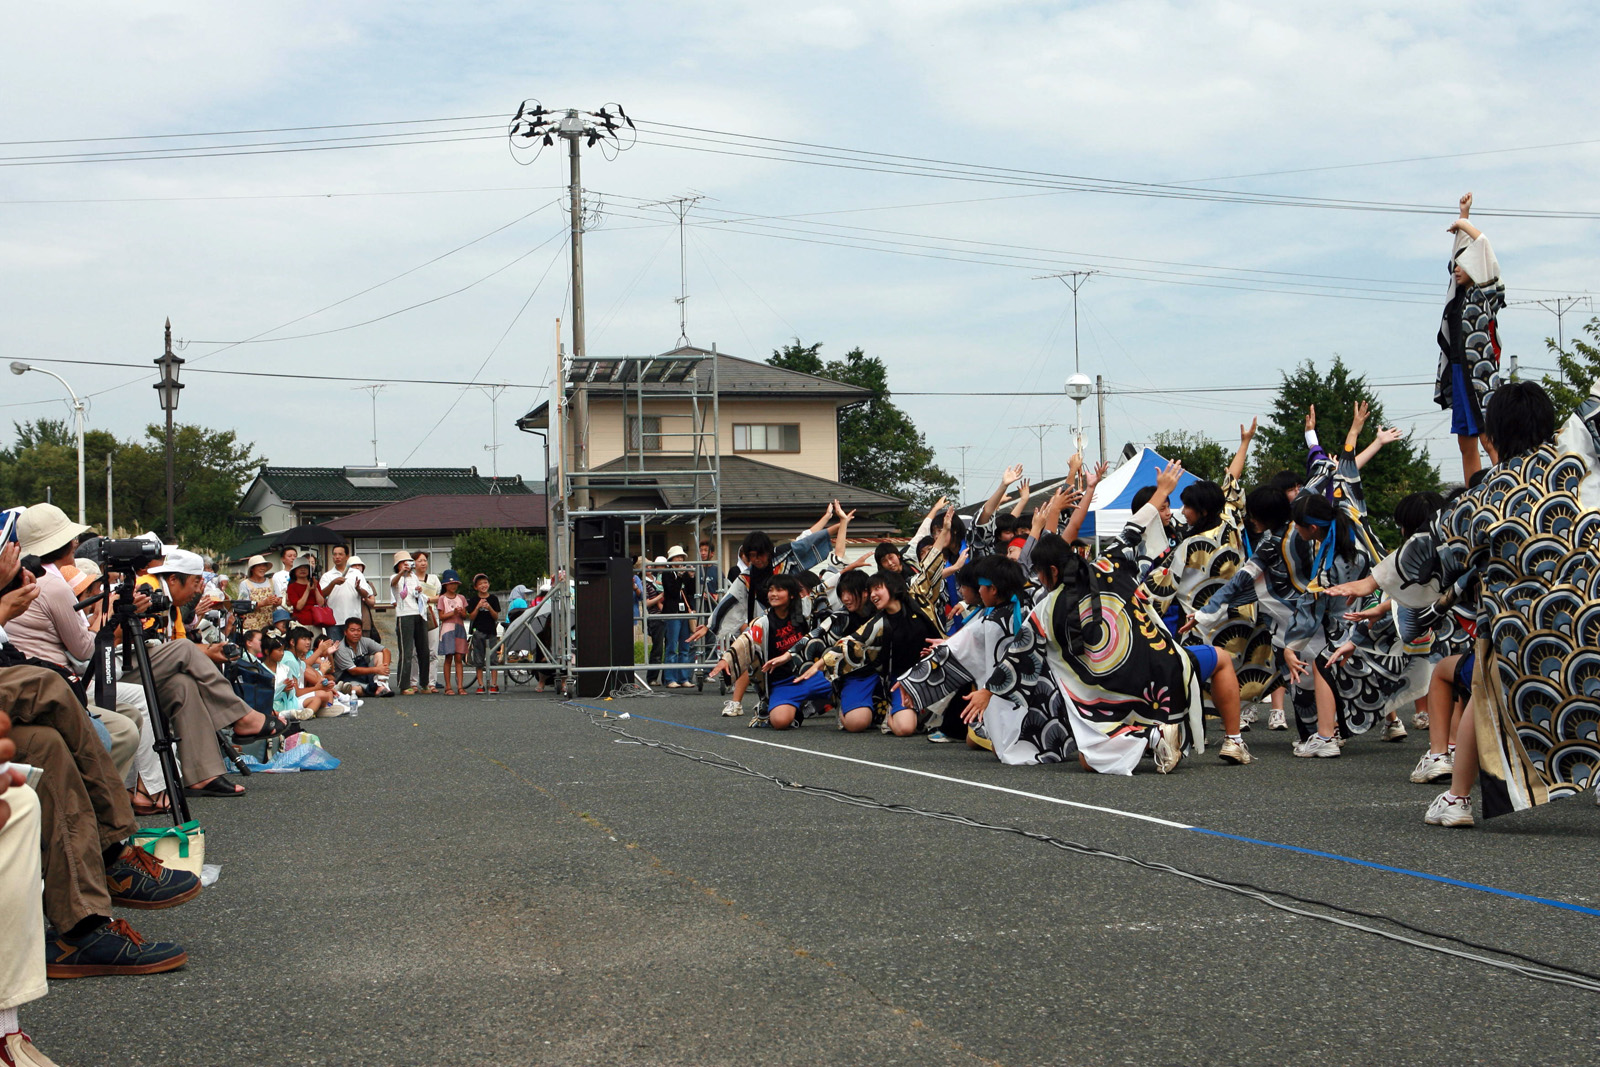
[1252, 355, 1442, 547]
[1149, 429, 1228, 482]
[1542, 316, 1600, 423]
[768, 341, 956, 528]
[450, 528, 549, 591]
[0, 418, 264, 551]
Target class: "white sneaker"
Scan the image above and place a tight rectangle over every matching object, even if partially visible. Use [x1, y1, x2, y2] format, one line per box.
[720, 699, 743, 717]
[1412, 709, 1430, 730]
[1152, 723, 1183, 774]
[1268, 708, 1287, 730]
[1240, 705, 1258, 732]
[1425, 791, 1475, 827]
[1219, 737, 1253, 765]
[1292, 735, 1341, 759]
[1383, 718, 1408, 742]
[1410, 750, 1453, 784]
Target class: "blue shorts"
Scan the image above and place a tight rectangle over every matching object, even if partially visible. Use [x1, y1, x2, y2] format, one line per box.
[838, 671, 880, 713]
[1453, 652, 1476, 698]
[769, 672, 833, 713]
[1450, 364, 1480, 437]
[888, 687, 906, 715]
[1186, 644, 1220, 683]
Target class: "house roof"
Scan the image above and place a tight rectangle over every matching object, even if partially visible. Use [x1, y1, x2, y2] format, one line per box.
[585, 455, 905, 514]
[319, 494, 549, 535]
[517, 347, 871, 429]
[250, 466, 534, 506]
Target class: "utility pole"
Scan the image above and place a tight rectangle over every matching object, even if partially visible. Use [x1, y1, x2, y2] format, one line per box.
[1096, 375, 1108, 468]
[509, 99, 635, 510]
[1035, 270, 1098, 376]
[355, 384, 385, 465]
[952, 444, 974, 504]
[1010, 423, 1059, 479]
[105, 453, 113, 533]
[1516, 295, 1593, 384]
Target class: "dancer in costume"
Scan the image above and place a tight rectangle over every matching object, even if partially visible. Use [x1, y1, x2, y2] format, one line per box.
[1328, 381, 1600, 826]
[1433, 191, 1506, 481]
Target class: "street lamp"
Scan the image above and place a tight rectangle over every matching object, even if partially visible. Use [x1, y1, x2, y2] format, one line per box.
[153, 318, 184, 542]
[11, 360, 86, 524]
[1064, 371, 1093, 458]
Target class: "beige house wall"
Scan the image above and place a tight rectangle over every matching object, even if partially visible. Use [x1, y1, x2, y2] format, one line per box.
[580, 397, 842, 481]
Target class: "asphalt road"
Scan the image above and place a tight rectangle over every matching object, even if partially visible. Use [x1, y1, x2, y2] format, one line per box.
[29, 687, 1600, 1066]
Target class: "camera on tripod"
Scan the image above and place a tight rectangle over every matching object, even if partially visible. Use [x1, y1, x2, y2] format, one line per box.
[79, 535, 165, 574]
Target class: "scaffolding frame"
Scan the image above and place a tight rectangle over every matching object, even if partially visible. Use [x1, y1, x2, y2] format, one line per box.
[493, 346, 724, 694]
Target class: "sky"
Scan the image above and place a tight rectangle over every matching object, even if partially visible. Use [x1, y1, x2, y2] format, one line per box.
[4, 1, 1599, 504]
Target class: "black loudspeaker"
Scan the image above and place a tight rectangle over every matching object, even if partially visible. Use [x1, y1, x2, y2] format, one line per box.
[574, 557, 635, 697]
[574, 515, 625, 561]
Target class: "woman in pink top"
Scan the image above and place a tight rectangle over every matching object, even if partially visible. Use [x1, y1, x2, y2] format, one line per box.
[434, 570, 469, 695]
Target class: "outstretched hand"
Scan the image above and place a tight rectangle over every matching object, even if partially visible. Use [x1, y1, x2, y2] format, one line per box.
[1155, 459, 1184, 495]
[959, 688, 993, 724]
[1305, 404, 1316, 433]
[1351, 400, 1370, 431]
[1086, 461, 1108, 489]
[1323, 575, 1379, 599]
[1002, 463, 1024, 487]
[1240, 417, 1257, 445]
[1459, 191, 1473, 218]
[1374, 426, 1403, 446]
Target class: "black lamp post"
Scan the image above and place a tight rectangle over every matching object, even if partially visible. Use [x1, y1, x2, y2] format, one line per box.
[153, 318, 184, 542]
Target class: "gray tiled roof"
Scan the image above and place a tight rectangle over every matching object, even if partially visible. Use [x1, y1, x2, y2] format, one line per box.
[255, 466, 533, 505]
[586, 455, 904, 513]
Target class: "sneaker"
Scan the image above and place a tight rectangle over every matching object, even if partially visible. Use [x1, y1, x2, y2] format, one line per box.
[45, 918, 187, 978]
[1334, 732, 1347, 748]
[1425, 791, 1475, 827]
[1268, 708, 1287, 730]
[926, 730, 956, 743]
[1239, 705, 1257, 732]
[1383, 718, 1408, 742]
[5, 1030, 62, 1067]
[747, 716, 771, 729]
[1412, 709, 1430, 730]
[1218, 737, 1254, 765]
[1153, 723, 1183, 774]
[720, 700, 743, 717]
[1410, 750, 1454, 784]
[1292, 735, 1341, 759]
[105, 846, 201, 910]
[666, 681, 682, 689]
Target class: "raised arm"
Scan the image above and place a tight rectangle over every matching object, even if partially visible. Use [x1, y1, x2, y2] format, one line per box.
[832, 502, 855, 562]
[1060, 462, 1107, 544]
[1343, 401, 1370, 455]
[1355, 425, 1403, 470]
[1008, 478, 1031, 519]
[1448, 191, 1482, 241]
[978, 464, 1023, 524]
[1228, 418, 1257, 483]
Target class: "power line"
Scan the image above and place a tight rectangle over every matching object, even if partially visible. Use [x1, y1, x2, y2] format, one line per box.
[16, 356, 551, 388]
[0, 131, 503, 169]
[0, 112, 503, 147]
[0, 184, 565, 206]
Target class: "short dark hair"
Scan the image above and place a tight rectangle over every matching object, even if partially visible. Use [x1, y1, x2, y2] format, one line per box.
[915, 536, 935, 559]
[1245, 486, 1291, 531]
[867, 568, 908, 600]
[971, 553, 1026, 603]
[1179, 479, 1226, 533]
[261, 635, 284, 656]
[873, 541, 903, 567]
[765, 573, 805, 605]
[740, 531, 774, 558]
[40, 540, 77, 565]
[1131, 485, 1157, 512]
[286, 625, 314, 644]
[1292, 491, 1356, 561]
[1030, 532, 1076, 590]
[1393, 491, 1446, 539]
[343, 617, 363, 631]
[1484, 381, 1556, 461]
[836, 569, 870, 600]
[1268, 469, 1304, 492]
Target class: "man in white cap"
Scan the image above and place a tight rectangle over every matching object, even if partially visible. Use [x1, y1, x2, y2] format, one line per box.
[661, 545, 696, 688]
[144, 548, 285, 798]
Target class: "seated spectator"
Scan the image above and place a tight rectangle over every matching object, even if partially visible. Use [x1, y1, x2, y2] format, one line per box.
[0, 546, 197, 981]
[1, 709, 56, 1065]
[269, 607, 293, 639]
[143, 549, 287, 798]
[331, 618, 393, 697]
[273, 627, 350, 719]
[284, 560, 329, 633]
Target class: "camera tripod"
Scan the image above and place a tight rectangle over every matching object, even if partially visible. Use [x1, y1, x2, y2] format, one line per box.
[89, 578, 225, 827]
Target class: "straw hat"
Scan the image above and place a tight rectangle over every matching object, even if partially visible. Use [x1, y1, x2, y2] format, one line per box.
[16, 502, 91, 559]
[245, 554, 270, 573]
[347, 555, 366, 569]
[392, 551, 413, 572]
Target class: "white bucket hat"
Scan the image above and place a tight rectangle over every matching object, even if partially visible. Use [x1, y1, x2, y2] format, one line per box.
[16, 502, 91, 558]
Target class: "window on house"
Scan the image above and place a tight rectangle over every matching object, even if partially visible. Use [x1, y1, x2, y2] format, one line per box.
[627, 415, 662, 452]
[733, 423, 801, 453]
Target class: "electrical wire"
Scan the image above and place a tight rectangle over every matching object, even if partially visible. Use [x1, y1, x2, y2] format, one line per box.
[0, 123, 503, 165]
[573, 705, 1600, 995]
[0, 184, 565, 206]
[12, 357, 549, 388]
[0, 112, 504, 147]
[0, 131, 503, 168]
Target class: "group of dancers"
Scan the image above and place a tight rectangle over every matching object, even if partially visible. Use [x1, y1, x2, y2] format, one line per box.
[699, 194, 1600, 829]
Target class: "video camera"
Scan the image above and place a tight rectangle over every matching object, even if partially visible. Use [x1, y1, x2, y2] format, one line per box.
[77, 535, 165, 573]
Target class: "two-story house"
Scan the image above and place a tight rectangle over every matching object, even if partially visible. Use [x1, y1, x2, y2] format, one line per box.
[516, 345, 906, 562]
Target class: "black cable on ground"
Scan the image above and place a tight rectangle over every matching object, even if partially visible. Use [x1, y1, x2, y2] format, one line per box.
[566, 703, 1600, 995]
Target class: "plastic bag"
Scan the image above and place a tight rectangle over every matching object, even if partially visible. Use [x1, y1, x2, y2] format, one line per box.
[240, 737, 340, 773]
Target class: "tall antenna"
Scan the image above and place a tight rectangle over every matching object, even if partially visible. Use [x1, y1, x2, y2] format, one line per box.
[477, 383, 510, 490]
[355, 384, 385, 464]
[1034, 270, 1098, 374]
[1009, 423, 1060, 478]
[643, 193, 707, 346]
[951, 444, 974, 504]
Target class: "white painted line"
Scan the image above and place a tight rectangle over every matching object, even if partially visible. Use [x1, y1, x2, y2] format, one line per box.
[716, 729, 1196, 830]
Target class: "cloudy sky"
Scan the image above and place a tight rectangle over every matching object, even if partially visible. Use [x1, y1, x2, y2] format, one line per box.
[4, 2, 1598, 502]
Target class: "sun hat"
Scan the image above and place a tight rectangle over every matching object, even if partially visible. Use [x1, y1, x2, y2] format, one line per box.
[440, 569, 461, 585]
[246, 554, 270, 572]
[348, 555, 366, 569]
[16, 502, 92, 559]
[392, 551, 413, 572]
[272, 608, 293, 624]
[290, 561, 312, 576]
[69, 557, 102, 596]
[653, 555, 668, 565]
[148, 548, 205, 577]
[667, 545, 688, 560]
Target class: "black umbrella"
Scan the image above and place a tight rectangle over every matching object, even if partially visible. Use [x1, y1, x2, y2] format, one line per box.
[266, 523, 349, 550]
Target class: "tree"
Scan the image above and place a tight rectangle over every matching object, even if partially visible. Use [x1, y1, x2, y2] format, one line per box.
[1149, 429, 1228, 482]
[768, 341, 956, 528]
[1542, 316, 1600, 423]
[450, 528, 548, 591]
[1251, 355, 1442, 547]
[0, 418, 264, 551]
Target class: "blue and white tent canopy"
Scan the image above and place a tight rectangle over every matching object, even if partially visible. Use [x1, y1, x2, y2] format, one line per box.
[1076, 447, 1200, 539]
